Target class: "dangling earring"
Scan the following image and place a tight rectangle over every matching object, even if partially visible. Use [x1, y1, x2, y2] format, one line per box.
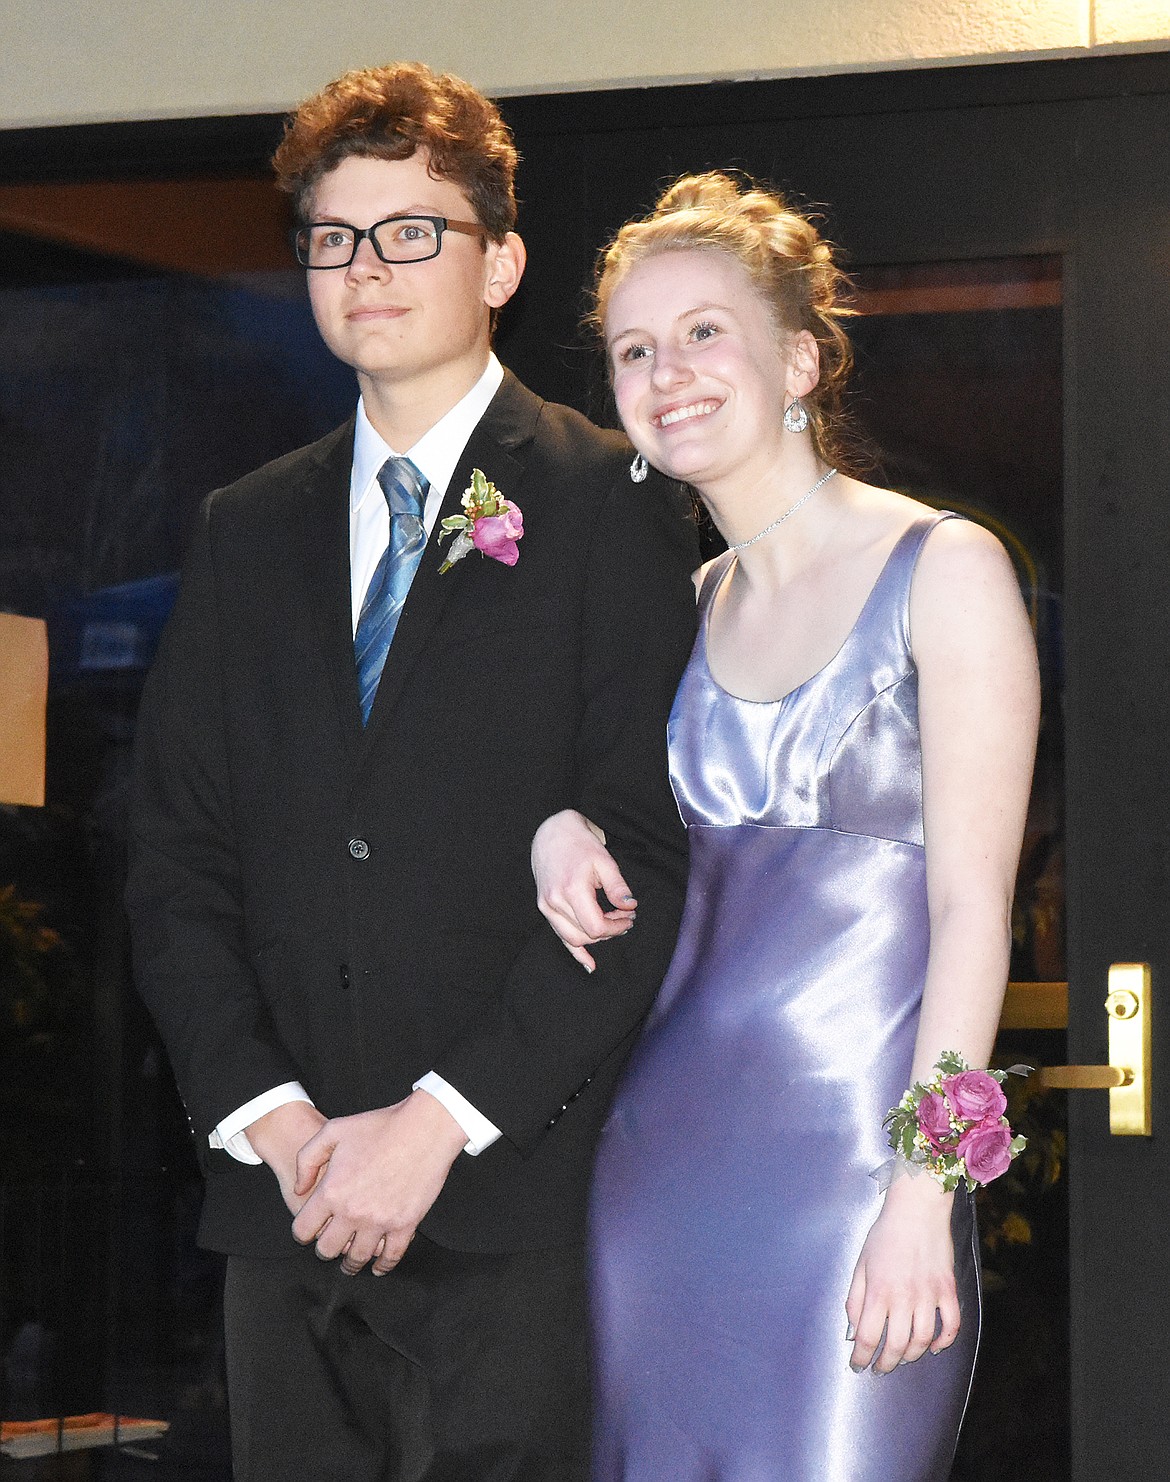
[783, 397, 809, 435]
[629, 453, 648, 483]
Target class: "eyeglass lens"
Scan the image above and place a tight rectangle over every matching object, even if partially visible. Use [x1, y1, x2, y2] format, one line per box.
[297, 216, 444, 268]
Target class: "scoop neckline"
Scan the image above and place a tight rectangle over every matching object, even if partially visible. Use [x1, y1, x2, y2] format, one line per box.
[700, 516, 932, 707]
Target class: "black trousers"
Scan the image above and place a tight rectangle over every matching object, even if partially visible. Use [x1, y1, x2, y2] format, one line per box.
[223, 1234, 591, 1482]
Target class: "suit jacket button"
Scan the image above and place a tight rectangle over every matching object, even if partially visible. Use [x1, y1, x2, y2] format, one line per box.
[348, 838, 370, 860]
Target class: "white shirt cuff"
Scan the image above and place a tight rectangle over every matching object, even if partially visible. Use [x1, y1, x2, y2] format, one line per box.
[208, 1082, 315, 1164]
[413, 1072, 501, 1155]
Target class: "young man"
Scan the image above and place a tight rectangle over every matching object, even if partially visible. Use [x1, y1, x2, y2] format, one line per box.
[126, 62, 696, 1482]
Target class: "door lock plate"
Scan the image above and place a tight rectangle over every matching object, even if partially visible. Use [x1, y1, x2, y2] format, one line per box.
[1037, 962, 1151, 1135]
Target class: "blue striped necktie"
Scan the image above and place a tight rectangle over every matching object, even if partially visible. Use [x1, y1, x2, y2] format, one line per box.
[354, 455, 429, 724]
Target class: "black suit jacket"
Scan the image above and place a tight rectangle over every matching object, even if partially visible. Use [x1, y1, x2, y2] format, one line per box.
[127, 371, 698, 1257]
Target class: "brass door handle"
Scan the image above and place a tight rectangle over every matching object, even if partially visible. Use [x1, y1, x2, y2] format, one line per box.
[1039, 1065, 1130, 1090]
[1037, 963, 1151, 1135]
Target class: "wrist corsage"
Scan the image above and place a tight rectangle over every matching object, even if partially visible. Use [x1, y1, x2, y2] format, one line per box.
[438, 468, 523, 573]
[883, 1051, 1029, 1192]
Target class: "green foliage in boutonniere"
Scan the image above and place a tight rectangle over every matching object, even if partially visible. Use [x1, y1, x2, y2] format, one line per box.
[438, 468, 524, 573]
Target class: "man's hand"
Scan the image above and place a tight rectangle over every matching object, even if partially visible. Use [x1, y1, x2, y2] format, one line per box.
[290, 1091, 468, 1276]
[246, 1100, 328, 1215]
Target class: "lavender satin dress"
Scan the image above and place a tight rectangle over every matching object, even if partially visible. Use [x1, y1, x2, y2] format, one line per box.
[590, 514, 979, 1482]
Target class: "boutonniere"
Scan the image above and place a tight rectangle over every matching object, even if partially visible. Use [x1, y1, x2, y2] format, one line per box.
[437, 468, 524, 574]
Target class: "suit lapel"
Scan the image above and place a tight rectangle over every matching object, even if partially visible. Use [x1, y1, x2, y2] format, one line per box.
[286, 417, 365, 756]
[359, 372, 540, 745]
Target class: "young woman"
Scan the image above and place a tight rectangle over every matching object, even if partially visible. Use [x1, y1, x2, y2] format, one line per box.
[532, 173, 1040, 1481]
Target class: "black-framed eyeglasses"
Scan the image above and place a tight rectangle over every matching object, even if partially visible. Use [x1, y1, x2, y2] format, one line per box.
[292, 214, 485, 269]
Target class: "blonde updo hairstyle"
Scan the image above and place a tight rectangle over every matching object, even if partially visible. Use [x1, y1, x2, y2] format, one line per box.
[593, 171, 858, 471]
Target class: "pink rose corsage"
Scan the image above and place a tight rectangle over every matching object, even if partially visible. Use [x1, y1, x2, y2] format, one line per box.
[438, 468, 523, 573]
[882, 1050, 1028, 1192]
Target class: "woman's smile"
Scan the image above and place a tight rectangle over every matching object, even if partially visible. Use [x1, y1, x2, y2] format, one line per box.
[653, 397, 723, 429]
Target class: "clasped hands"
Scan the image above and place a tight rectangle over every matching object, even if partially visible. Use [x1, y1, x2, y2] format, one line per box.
[247, 1091, 467, 1277]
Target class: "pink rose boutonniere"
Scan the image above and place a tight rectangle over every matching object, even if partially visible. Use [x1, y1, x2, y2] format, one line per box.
[883, 1050, 1029, 1192]
[438, 468, 524, 574]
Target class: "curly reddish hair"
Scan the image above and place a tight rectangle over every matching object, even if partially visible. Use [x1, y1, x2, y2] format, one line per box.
[272, 61, 518, 240]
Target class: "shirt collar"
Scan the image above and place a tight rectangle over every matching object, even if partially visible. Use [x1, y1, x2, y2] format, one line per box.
[350, 354, 505, 513]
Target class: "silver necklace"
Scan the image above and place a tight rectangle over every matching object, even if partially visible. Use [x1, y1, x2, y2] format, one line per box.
[727, 467, 838, 552]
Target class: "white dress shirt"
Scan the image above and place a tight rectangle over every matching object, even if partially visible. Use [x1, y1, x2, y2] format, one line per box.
[210, 356, 506, 1165]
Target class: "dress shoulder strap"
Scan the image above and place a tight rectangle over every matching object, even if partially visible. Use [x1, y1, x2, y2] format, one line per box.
[885, 510, 964, 651]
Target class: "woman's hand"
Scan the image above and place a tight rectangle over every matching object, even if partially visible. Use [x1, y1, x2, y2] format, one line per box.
[532, 809, 636, 971]
[845, 1172, 961, 1374]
